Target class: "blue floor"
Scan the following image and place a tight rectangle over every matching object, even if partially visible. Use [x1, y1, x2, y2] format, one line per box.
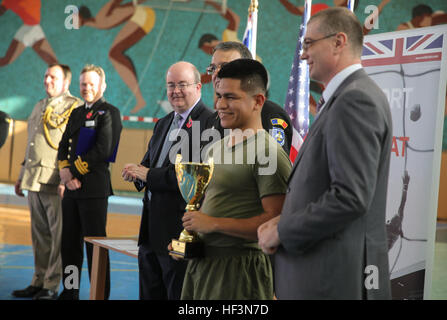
[0, 183, 141, 300]
[0, 183, 143, 215]
[1, 183, 447, 300]
[0, 244, 139, 300]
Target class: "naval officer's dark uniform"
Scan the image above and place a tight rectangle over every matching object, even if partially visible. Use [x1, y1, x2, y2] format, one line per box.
[57, 97, 122, 299]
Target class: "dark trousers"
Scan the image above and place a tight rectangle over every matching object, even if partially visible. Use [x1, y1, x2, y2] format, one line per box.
[60, 197, 110, 299]
[138, 243, 187, 300]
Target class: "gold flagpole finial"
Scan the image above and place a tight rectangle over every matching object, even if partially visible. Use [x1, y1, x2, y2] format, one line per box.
[248, 0, 258, 13]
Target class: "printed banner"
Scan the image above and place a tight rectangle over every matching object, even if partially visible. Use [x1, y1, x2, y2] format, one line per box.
[362, 25, 447, 299]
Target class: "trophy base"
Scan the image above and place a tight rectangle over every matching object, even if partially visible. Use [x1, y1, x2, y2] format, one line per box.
[169, 239, 204, 259]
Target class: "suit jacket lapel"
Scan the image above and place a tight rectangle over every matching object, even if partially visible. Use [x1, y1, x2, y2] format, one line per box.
[288, 69, 366, 181]
[151, 112, 175, 167]
[71, 98, 106, 134]
[288, 95, 334, 181]
[153, 100, 206, 167]
[187, 100, 205, 121]
[180, 100, 205, 135]
[70, 105, 89, 135]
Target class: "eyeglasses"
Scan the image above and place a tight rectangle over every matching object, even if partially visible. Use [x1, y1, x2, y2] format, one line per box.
[302, 33, 337, 51]
[206, 62, 227, 75]
[166, 82, 197, 91]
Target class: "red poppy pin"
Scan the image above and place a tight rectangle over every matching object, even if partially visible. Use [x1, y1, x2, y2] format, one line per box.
[186, 117, 193, 128]
[86, 111, 93, 119]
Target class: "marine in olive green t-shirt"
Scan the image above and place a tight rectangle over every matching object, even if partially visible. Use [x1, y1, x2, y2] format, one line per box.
[181, 130, 292, 300]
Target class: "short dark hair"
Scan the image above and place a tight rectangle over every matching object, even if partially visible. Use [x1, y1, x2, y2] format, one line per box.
[48, 63, 72, 83]
[309, 7, 363, 56]
[217, 59, 268, 94]
[412, 4, 433, 19]
[213, 41, 253, 59]
[198, 33, 218, 48]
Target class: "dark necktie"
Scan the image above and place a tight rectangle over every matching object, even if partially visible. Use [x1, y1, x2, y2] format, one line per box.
[155, 113, 182, 167]
[316, 96, 325, 113]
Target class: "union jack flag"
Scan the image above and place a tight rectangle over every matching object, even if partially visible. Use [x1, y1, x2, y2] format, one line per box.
[284, 0, 312, 163]
[362, 32, 444, 67]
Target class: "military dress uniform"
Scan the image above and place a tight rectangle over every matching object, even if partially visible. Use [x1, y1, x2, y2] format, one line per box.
[18, 91, 81, 293]
[57, 97, 122, 299]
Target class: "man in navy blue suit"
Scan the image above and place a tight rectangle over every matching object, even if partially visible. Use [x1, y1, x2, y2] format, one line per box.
[122, 61, 212, 300]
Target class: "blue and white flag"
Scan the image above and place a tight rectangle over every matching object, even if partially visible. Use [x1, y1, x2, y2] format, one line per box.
[242, 0, 258, 59]
[347, 0, 355, 12]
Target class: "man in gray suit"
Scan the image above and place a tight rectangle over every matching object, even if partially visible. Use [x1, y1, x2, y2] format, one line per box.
[258, 7, 392, 299]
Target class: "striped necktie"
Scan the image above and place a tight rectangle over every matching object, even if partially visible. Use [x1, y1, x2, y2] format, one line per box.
[155, 113, 182, 167]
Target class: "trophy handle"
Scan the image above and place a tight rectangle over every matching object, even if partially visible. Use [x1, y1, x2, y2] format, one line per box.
[207, 156, 214, 179]
[185, 203, 200, 211]
[175, 153, 182, 165]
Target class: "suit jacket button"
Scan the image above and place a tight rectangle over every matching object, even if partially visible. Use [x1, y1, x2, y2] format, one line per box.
[287, 187, 290, 193]
[67, 155, 70, 159]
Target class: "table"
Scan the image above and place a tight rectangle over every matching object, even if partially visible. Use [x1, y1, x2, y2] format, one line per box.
[84, 237, 138, 300]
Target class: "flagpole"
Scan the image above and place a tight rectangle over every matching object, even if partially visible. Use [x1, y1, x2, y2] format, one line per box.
[284, 0, 312, 163]
[243, 0, 258, 59]
[250, 0, 258, 59]
[347, 0, 355, 12]
[304, 0, 311, 24]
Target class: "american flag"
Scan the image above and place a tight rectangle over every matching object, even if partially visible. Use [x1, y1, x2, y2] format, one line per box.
[243, 0, 258, 59]
[362, 32, 444, 67]
[347, 0, 355, 12]
[285, 0, 312, 163]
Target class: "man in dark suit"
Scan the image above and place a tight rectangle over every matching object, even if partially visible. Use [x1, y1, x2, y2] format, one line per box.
[205, 41, 292, 155]
[258, 7, 392, 299]
[122, 61, 212, 300]
[57, 64, 122, 300]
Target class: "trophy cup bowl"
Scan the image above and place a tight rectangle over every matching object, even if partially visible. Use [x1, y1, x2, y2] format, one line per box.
[169, 154, 214, 259]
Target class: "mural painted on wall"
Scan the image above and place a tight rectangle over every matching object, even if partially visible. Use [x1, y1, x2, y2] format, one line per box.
[78, 1, 156, 114]
[0, 0, 58, 67]
[0, 0, 446, 143]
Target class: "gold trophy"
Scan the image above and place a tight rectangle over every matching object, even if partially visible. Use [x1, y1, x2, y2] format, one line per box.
[169, 154, 214, 259]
